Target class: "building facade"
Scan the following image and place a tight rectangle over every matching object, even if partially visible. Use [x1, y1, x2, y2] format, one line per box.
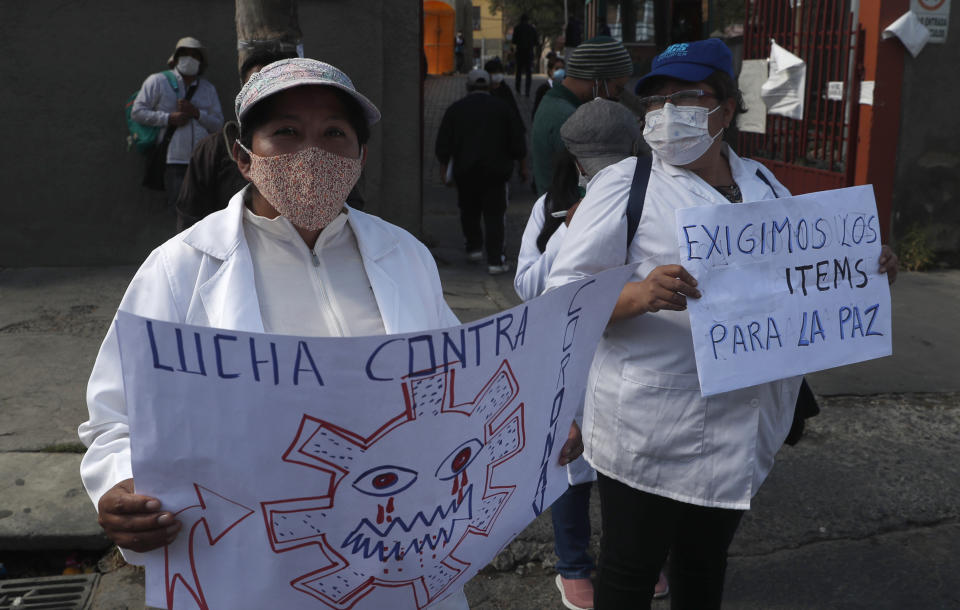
[472, 0, 506, 69]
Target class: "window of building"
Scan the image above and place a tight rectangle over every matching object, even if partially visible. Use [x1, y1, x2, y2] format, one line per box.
[604, 0, 655, 43]
[472, 6, 481, 31]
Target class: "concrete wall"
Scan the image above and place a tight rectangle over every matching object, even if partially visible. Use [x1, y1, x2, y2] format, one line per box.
[0, 0, 421, 266]
[893, 14, 960, 261]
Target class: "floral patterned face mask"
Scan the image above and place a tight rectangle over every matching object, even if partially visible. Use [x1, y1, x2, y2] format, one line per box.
[239, 143, 362, 231]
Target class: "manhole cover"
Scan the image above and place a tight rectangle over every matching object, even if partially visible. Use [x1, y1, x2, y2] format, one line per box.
[0, 574, 99, 610]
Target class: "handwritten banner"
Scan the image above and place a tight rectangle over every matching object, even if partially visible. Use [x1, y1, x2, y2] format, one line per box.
[116, 266, 632, 610]
[675, 185, 892, 396]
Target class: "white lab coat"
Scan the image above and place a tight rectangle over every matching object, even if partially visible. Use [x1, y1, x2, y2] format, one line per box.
[514, 194, 566, 302]
[515, 195, 596, 486]
[545, 147, 802, 510]
[79, 188, 459, 513]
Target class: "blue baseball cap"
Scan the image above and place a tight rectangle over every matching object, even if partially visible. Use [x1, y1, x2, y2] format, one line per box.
[634, 39, 733, 93]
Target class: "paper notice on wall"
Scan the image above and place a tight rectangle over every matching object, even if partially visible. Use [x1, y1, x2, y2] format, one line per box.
[827, 81, 844, 101]
[859, 81, 875, 106]
[738, 60, 768, 133]
[911, 0, 951, 43]
[761, 40, 807, 120]
[883, 10, 931, 57]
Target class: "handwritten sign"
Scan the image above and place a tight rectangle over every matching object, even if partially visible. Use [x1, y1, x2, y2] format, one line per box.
[675, 185, 892, 396]
[116, 267, 632, 610]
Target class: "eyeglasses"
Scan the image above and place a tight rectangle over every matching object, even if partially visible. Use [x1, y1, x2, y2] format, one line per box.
[637, 89, 717, 111]
[593, 79, 625, 101]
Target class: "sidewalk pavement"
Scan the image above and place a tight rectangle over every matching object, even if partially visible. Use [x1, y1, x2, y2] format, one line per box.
[1, 75, 958, 608]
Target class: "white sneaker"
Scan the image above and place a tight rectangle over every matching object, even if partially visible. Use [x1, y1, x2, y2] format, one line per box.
[555, 574, 594, 610]
[488, 261, 511, 275]
[467, 250, 483, 262]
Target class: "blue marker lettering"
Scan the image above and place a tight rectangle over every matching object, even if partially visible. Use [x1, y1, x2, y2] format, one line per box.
[213, 333, 239, 379]
[293, 341, 323, 385]
[146, 320, 174, 372]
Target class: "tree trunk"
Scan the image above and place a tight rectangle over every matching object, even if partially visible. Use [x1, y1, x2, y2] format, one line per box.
[235, 0, 303, 74]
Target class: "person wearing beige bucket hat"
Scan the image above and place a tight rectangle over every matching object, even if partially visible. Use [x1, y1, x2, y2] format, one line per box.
[166, 36, 207, 74]
[130, 36, 224, 207]
[81, 58, 469, 609]
[174, 48, 300, 231]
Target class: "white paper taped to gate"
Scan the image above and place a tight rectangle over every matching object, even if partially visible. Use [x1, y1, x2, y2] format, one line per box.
[883, 10, 931, 57]
[859, 81, 875, 106]
[761, 40, 807, 120]
[675, 186, 892, 396]
[738, 59, 768, 133]
[116, 266, 632, 610]
[827, 81, 844, 101]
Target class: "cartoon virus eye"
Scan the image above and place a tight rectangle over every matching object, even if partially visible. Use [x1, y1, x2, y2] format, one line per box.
[435, 439, 483, 481]
[352, 465, 418, 497]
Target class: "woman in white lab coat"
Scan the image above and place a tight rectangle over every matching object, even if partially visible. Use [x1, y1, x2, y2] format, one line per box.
[79, 58, 468, 609]
[516, 99, 671, 610]
[544, 40, 898, 609]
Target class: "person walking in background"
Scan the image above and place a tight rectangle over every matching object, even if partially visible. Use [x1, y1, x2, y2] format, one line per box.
[531, 36, 633, 196]
[175, 49, 297, 231]
[435, 69, 526, 274]
[131, 36, 223, 208]
[512, 14, 538, 97]
[564, 16, 582, 62]
[455, 31, 466, 73]
[532, 57, 564, 119]
[516, 98, 664, 610]
[485, 58, 525, 132]
[484, 57, 529, 189]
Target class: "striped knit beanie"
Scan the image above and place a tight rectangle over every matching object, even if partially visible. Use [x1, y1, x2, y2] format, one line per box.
[565, 36, 634, 80]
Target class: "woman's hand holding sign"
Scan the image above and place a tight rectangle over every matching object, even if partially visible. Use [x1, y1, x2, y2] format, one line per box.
[878, 244, 898, 285]
[558, 421, 584, 465]
[610, 264, 702, 323]
[97, 478, 181, 552]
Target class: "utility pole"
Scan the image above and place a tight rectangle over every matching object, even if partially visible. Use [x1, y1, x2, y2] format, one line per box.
[235, 0, 303, 74]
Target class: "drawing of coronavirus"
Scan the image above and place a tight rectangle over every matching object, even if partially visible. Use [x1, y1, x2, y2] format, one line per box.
[260, 359, 525, 609]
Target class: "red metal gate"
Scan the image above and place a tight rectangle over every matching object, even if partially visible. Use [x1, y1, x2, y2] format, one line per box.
[738, 0, 864, 195]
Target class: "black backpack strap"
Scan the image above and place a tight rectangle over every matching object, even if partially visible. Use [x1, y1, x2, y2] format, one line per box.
[625, 154, 653, 259]
[755, 167, 780, 198]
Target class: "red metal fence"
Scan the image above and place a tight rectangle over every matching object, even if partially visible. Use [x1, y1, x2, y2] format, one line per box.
[738, 0, 864, 195]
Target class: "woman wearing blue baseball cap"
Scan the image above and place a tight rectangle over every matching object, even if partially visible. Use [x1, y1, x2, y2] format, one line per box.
[545, 39, 899, 609]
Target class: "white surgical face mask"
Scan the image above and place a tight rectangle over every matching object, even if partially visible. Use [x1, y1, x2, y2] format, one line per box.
[491, 73, 504, 84]
[643, 103, 723, 166]
[176, 56, 201, 76]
